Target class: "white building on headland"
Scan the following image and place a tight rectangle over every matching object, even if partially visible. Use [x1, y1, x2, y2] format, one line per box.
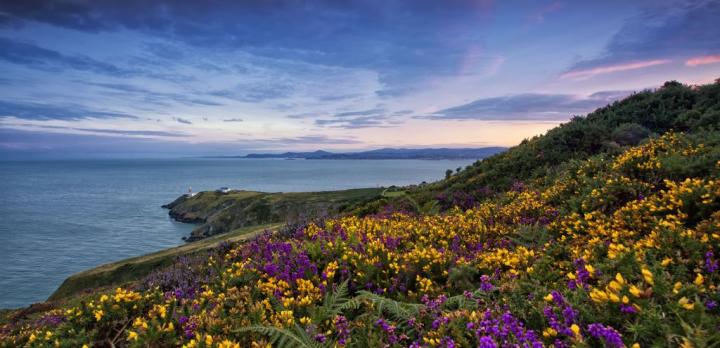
[185, 186, 198, 197]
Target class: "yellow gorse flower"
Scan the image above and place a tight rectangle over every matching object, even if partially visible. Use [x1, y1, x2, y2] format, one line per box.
[678, 297, 695, 310]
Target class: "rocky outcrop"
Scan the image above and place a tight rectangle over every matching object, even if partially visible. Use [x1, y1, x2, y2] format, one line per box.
[163, 188, 383, 242]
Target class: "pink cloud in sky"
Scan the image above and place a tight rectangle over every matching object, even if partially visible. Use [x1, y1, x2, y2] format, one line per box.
[685, 54, 720, 67]
[561, 59, 671, 79]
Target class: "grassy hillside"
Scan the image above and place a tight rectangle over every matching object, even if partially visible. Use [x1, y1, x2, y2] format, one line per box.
[164, 188, 384, 241]
[48, 223, 282, 302]
[1, 80, 719, 347]
[353, 80, 720, 215]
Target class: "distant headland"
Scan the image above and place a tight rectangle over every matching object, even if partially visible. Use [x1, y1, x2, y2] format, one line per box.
[204, 147, 506, 160]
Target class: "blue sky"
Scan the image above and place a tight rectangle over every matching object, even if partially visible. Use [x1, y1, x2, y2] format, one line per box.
[0, 0, 719, 158]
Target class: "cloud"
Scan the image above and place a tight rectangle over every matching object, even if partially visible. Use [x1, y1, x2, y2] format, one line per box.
[315, 115, 393, 129]
[84, 81, 223, 107]
[0, 128, 363, 160]
[0, 1, 497, 94]
[310, 108, 404, 129]
[0, 128, 247, 159]
[285, 112, 317, 119]
[0, 1, 110, 32]
[288, 108, 416, 129]
[272, 135, 362, 145]
[3, 123, 187, 138]
[561, 59, 671, 79]
[420, 91, 634, 121]
[333, 108, 386, 118]
[222, 118, 244, 122]
[0, 37, 137, 76]
[0, 100, 136, 120]
[317, 93, 363, 102]
[686, 54, 720, 67]
[175, 117, 192, 124]
[565, 1, 720, 74]
[208, 82, 294, 103]
[73, 128, 186, 137]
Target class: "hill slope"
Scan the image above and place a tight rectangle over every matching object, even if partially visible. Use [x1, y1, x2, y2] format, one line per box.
[353, 80, 720, 215]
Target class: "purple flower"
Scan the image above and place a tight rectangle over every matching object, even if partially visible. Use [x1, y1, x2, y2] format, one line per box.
[441, 336, 456, 348]
[480, 275, 495, 292]
[571, 258, 591, 289]
[705, 251, 718, 273]
[470, 309, 542, 346]
[314, 333, 327, 343]
[36, 314, 65, 327]
[587, 323, 624, 348]
[543, 293, 579, 339]
[334, 315, 350, 345]
[620, 304, 638, 314]
[478, 336, 497, 348]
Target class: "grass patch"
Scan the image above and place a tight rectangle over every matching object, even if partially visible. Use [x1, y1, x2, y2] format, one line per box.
[49, 223, 280, 301]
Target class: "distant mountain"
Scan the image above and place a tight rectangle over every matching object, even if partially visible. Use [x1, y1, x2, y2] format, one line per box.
[222, 147, 507, 160]
[242, 150, 333, 159]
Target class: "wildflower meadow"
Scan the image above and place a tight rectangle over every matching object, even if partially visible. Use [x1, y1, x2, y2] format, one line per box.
[1, 129, 718, 348]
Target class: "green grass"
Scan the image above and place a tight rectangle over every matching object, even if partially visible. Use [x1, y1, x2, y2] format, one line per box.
[48, 223, 281, 302]
[381, 189, 407, 198]
[173, 188, 384, 240]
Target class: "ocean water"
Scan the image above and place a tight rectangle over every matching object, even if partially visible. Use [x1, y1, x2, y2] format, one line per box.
[0, 158, 473, 308]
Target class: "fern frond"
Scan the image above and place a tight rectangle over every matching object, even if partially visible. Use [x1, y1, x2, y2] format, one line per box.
[324, 279, 350, 311]
[354, 291, 424, 321]
[315, 279, 352, 321]
[336, 297, 362, 312]
[235, 325, 320, 348]
[443, 292, 481, 310]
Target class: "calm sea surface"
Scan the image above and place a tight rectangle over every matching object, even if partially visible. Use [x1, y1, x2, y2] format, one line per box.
[0, 158, 473, 308]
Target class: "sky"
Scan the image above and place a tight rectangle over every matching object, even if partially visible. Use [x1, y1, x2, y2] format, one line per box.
[0, 0, 719, 159]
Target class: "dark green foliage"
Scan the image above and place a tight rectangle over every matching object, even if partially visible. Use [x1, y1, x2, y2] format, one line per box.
[611, 123, 653, 145]
[447, 264, 479, 292]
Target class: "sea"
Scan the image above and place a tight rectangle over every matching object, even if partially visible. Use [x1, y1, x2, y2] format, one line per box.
[0, 158, 473, 308]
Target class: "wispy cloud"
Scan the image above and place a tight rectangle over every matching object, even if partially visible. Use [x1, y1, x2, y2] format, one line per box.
[85, 82, 224, 107]
[419, 90, 634, 121]
[2, 123, 187, 138]
[0, 37, 137, 76]
[315, 115, 393, 129]
[271, 135, 362, 145]
[222, 118, 244, 122]
[686, 54, 720, 67]
[312, 108, 404, 129]
[333, 108, 385, 118]
[175, 117, 192, 124]
[561, 59, 670, 79]
[0, 100, 136, 121]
